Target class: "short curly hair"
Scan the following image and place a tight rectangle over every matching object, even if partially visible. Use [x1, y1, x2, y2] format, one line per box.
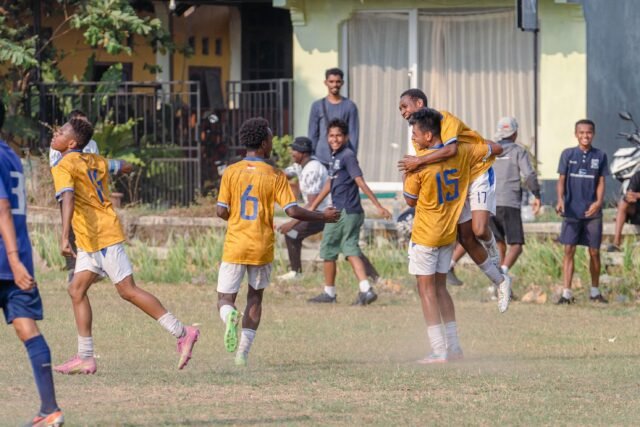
[239, 117, 271, 149]
[69, 118, 94, 149]
[327, 118, 348, 135]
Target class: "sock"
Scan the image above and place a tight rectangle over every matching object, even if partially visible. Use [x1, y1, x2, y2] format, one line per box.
[478, 258, 504, 285]
[501, 265, 509, 275]
[219, 304, 235, 324]
[237, 328, 256, 357]
[25, 335, 59, 415]
[324, 286, 336, 298]
[444, 321, 460, 351]
[479, 235, 497, 250]
[562, 288, 573, 299]
[77, 335, 94, 358]
[157, 312, 186, 338]
[449, 260, 456, 270]
[427, 324, 446, 355]
[359, 280, 371, 293]
[590, 286, 601, 298]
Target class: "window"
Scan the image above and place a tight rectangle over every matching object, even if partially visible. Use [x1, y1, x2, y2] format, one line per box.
[202, 37, 210, 55]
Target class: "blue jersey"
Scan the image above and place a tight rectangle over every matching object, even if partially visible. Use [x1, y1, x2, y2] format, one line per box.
[0, 140, 33, 280]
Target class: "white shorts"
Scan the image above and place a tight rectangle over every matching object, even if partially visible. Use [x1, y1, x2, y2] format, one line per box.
[75, 243, 133, 284]
[408, 242, 455, 276]
[458, 168, 496, 224]
[217, 262, 272, 294]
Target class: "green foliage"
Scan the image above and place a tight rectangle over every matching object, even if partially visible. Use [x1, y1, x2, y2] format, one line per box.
[272, 135, 293, 169]
[0, 15, 37, 67]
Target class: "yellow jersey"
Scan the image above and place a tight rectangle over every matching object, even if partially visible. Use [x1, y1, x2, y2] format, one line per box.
[412, 110, 494, 181]
[217, 157, 297, 265]
[51, 151, 125, 252]
[404, 143, 490, 247]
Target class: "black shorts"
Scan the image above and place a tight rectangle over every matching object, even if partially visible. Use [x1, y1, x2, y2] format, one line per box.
[627, 203, 640, 225]
[490, 206, 524, 245]
[559, 216, 603, 249]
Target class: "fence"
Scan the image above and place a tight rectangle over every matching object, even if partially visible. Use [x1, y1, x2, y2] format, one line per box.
[224, 79, 293, 159]
[29, 81, 201, 206]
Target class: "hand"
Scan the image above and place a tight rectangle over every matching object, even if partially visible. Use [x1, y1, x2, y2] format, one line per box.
[584, 201, 602, 218]
[624, 191, 640, 203]
[8, 255, 35, 291]
[277, 220, 296, 235]
[120, 162, 134, 175]
[322, 207, 340, 223]
[61, 238, 76, 258]
[531, 198, 541, 216]
[377, 206, 392, 220]
[397, 156, 422, 173]
[555, 200, 564, 216]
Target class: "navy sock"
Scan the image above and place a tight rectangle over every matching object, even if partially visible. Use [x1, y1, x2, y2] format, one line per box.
[25, 335, 59, 415]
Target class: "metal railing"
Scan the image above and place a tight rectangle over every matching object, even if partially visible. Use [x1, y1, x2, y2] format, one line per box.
[29, 81, 201, 206]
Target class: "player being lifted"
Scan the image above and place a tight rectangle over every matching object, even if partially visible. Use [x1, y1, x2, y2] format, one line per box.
[404, 108, 505, 362]
[51, 118, 200, 374]
[0, 103, 64, 426]
[398, 89, 511, 312]
[216, 117, 339, 366]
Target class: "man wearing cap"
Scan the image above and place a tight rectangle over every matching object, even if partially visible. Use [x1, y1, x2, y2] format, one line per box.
[489, 117, 541, 277]
[278, 137, 331, 280]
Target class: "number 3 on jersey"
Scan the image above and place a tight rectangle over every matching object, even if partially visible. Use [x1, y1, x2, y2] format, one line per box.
[241, 185, 258, 220]
[435, 169, 459, 204]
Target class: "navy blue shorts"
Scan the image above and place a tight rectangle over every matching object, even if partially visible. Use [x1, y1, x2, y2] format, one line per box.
[0, 280, 43, 324]
[559, 217, 603, 249]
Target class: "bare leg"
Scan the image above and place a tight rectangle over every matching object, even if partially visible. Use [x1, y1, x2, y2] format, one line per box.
[13, 317, 41, 342]
[471, 210, 492, 241]
[588, 247, 601, 287]
[217, 292, 238, 311]
[115, 275, 168, 320]
[497, 241, 507, 265]
[613, 199, 630, 247]
[416, 275, 440, 326]
[67, 270, 100, 337]
[503, 244, 523, 269]
[347, 255, 368, 281]
[435, 273, 455, 323]
[450, 243, 466, 264]
[458, 221, 489, 265]
[243, 287, 264, 330]
[562, 245, 576, 290]
[323, 260, 337, 287]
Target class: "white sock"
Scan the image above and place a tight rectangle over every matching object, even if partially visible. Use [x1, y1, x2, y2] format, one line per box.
[157, 312, 186, 338]
[562, 288, 573, 299]
[590, 286, 601, 298]
[478, 258, 504, 285]
[237, 328, 256, 357]
[219, 304, 235, 324]
[78, 335, 94, 358]
[359, 280, 371, 293]
[501, 265, 509, 275]
[449, 260, 456, 270]
[427, 324, 446, 355]
[324, 286, 336, 298]
[444, 321, 459, 351]
[479, 235, 496, 250]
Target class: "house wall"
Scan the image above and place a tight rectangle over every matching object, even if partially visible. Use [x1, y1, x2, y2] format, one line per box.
[277, 0, 586, 181]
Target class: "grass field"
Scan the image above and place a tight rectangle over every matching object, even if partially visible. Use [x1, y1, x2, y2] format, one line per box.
[2, 265, 640, 426]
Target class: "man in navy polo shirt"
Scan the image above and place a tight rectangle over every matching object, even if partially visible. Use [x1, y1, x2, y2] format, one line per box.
[306, 119, 392, 305]
[556, 119, 609, 304]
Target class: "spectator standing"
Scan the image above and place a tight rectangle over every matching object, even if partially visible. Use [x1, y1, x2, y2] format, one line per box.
[610, 170, 640, 251]
[308, 68, 359, 166]
[489, 117, 542, 275]
[556, 119, 608, 304]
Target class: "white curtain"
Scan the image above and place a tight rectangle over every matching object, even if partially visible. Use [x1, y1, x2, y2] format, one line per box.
[420, 10, 535, 149]
[348, 13, 409, 183]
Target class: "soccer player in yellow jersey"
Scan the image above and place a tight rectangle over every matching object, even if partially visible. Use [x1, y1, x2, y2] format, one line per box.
[50, 118, 200, 374]
[397, 89, 511, 309]
[216, 117, 339, 366]
[403, 109, 506, 363]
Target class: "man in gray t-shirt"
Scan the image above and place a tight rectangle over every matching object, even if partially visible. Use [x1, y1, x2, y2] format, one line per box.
[489, 117, 541, 275]
[307, 68, 359, 166]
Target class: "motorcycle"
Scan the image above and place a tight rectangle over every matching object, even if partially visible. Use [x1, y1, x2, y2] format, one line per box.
[611, 111, 640, 194]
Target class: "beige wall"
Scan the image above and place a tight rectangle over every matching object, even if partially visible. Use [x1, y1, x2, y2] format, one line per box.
[278, 0, 586, 180]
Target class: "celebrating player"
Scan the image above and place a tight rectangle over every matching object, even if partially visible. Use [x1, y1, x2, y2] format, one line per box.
[0, 102, 64, 427]
[404, 108, 504, 362]
[50, 118, 200, 374]
[397, 89, 511, 311]
[216, 117, 340, 366]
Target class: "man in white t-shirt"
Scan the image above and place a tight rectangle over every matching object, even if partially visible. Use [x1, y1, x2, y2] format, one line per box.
[278, 137, 329, 279]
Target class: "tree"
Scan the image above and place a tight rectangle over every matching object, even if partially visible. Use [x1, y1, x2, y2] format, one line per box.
[0, 0, 174, 148]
